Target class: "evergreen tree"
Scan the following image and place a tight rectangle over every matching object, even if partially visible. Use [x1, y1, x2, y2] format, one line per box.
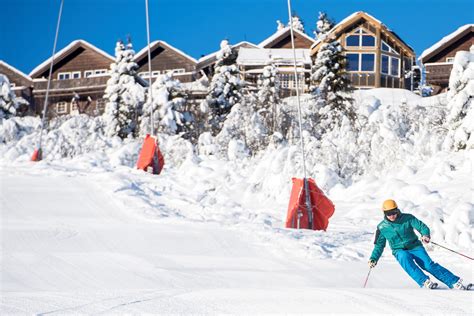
[140, 73, 191, 136]
[0, 74, 18, 119]
[257, 62, 280, 134]
[289, 14, 305, 33]
[103, 39, 144, 139]
[311, 12, 355, 134]
[202, 39, 244, 134]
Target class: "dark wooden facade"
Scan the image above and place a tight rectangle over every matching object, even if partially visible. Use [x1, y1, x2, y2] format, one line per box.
[29, 40, 114, 117]
[310, 11, 416, 90]
[420, 24, 474, 94]
[134, 41, 198, 83]
[0, 60, 34, 114]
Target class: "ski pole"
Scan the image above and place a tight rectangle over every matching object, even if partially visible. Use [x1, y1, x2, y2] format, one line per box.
[363, 267, 372, 288]
[431, 241, 474, 260]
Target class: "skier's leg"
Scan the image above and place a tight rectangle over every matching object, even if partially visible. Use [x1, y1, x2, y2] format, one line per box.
[410, 246, 460, 288]
[395, 249, 429, 287]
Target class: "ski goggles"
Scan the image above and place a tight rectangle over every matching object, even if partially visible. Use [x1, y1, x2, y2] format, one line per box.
[384, 209, 399, 216]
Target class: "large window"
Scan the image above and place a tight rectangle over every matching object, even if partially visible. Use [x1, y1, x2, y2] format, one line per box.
[345, 28, 376, 47]
[381, 54, 400, 76]
[347, 53, 375, 72]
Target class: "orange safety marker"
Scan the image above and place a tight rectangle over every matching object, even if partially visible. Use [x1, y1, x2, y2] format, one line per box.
[136, 134, 164, 175]
[31, 148, 42, 162]
[285, 178, 335, 230]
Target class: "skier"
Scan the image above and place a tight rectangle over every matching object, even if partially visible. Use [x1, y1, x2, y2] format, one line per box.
[368, 199, 467, 289]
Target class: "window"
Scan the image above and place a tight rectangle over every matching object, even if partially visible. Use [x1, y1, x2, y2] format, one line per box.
[71, 101, 78, 112]
[94, 69, 107, 75]
[56, 101, 68, 114]
[72, 71, 81, 79]
[152, 71, 160, 77]
[446, 57, 454, 63]
[58, 72, 71, 80]
[347, 53, 375, 72]
[381, 41, 399, 55]
[345, 28, 376, 47]
[170, 68, 185, 74]
[278, 73, 304, 89]
[10, 82, 16, 88]
[84, 70, 94, 78]
[381, 54, 400, 76]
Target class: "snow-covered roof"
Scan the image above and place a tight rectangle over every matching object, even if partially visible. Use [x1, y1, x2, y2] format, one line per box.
[237, 48, 312, 66]
[258, 27, 316, 48]
[419, 24, 474, 62]
[0, 60, 32, 82]
[29, 39, 114, 78]
[134, 40, 198, 64]
[310, 11, 414, 53]
[197, 41, 259, 66]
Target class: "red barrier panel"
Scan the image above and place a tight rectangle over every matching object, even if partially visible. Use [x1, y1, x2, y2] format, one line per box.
[31, 148, 42, 162]
[137, 134, 164, 175]
[285, 178, 335, 230]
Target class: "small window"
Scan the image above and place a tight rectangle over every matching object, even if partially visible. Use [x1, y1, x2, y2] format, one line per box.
[56, 101, 68, 114]
[94, 69, 107, 75]
[71, 101, 78, 112]
[10, 82, 16, 88]
[173, 68, 185, 74]
[58, 72, 71, 80]
[152, 71, 160, 77]
[72, 71, 81, 79]
[446, 57, 454, 63]
[84, 70, 93, 78]
[381, 41, 399, 55]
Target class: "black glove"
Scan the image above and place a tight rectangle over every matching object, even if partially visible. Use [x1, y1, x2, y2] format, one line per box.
[368, 259, 377, 268]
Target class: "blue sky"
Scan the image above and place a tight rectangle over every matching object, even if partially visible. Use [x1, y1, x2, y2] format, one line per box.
[1, 0, 472, 74]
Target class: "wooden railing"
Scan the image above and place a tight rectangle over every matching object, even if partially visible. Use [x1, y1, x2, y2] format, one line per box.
[33, 76, 109, 90]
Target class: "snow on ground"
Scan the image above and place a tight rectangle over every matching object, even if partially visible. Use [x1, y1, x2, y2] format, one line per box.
[1, 88, 473, 314]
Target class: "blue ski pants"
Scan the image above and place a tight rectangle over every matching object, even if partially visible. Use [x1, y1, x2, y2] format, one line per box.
[394, 246, 460, 288]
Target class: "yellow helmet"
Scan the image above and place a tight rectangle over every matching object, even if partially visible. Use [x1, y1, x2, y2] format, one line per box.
[382, 199, 398, 211]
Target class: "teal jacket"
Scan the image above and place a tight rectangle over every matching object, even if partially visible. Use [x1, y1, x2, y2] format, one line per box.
[370, 213, 430, 261]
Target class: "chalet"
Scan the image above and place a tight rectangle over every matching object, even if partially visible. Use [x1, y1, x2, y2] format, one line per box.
[258, 25, 316, 49]
[236, 48, 312, 97]
[134, 40, 198, 83]
[0, 60, 34, 114]
[310, 11, 416, 90]
[29, 39, 114, 117]
[419, 24, 474, 94]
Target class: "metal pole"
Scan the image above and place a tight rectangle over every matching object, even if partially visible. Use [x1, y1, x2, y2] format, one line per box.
[431, 241, 474, 260]
[35, 0, 64, 156]
[287, 0, 313, 229]
[145, 0, 154, 135]
[363, 267, 372, 288]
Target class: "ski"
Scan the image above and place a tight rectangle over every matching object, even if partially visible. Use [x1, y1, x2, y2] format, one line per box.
[466, 283, 473, 290]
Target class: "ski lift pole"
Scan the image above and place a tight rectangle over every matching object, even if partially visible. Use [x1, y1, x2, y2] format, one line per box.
[33, 0, 64, 161]
[287, 0, 313, 229]
[145, 0, 154, 135]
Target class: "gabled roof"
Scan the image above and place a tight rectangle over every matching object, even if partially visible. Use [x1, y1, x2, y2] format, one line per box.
[0, 60, 32, 82]
[419, 24, 474, 62]
[29, 39, 114, 78]
[258, 27, 316, 48]
[134, 40, 198, 65]
[197, 41, 259, 68]
[310, 11, 415, 56]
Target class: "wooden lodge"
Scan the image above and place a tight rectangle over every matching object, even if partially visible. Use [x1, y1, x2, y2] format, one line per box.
[419, 24, 474, 94]
[310, 11, 416, 90]
[29, 40, 114, 117]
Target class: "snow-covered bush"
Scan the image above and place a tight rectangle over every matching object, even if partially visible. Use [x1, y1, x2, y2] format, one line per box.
[257, 63, 280, 135]
[443, 45, 474, 150]
[140, 73, 191, 137]
[103, 40, 145, 139]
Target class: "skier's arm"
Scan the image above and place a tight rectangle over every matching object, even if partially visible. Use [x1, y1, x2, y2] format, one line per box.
[369, 228, 386, 262]
[409, 215, 430, 238]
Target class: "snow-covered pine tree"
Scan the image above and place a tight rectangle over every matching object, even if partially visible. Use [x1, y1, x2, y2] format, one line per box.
[0, 74, 18, 119]
[289, 14, 305, 33]
[203, 39, 244, 135]
[257, 62, 280, 134]
[103, 39, 144, 139]
[140, 73, 191, 137]
[311, 12, 355, 135]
